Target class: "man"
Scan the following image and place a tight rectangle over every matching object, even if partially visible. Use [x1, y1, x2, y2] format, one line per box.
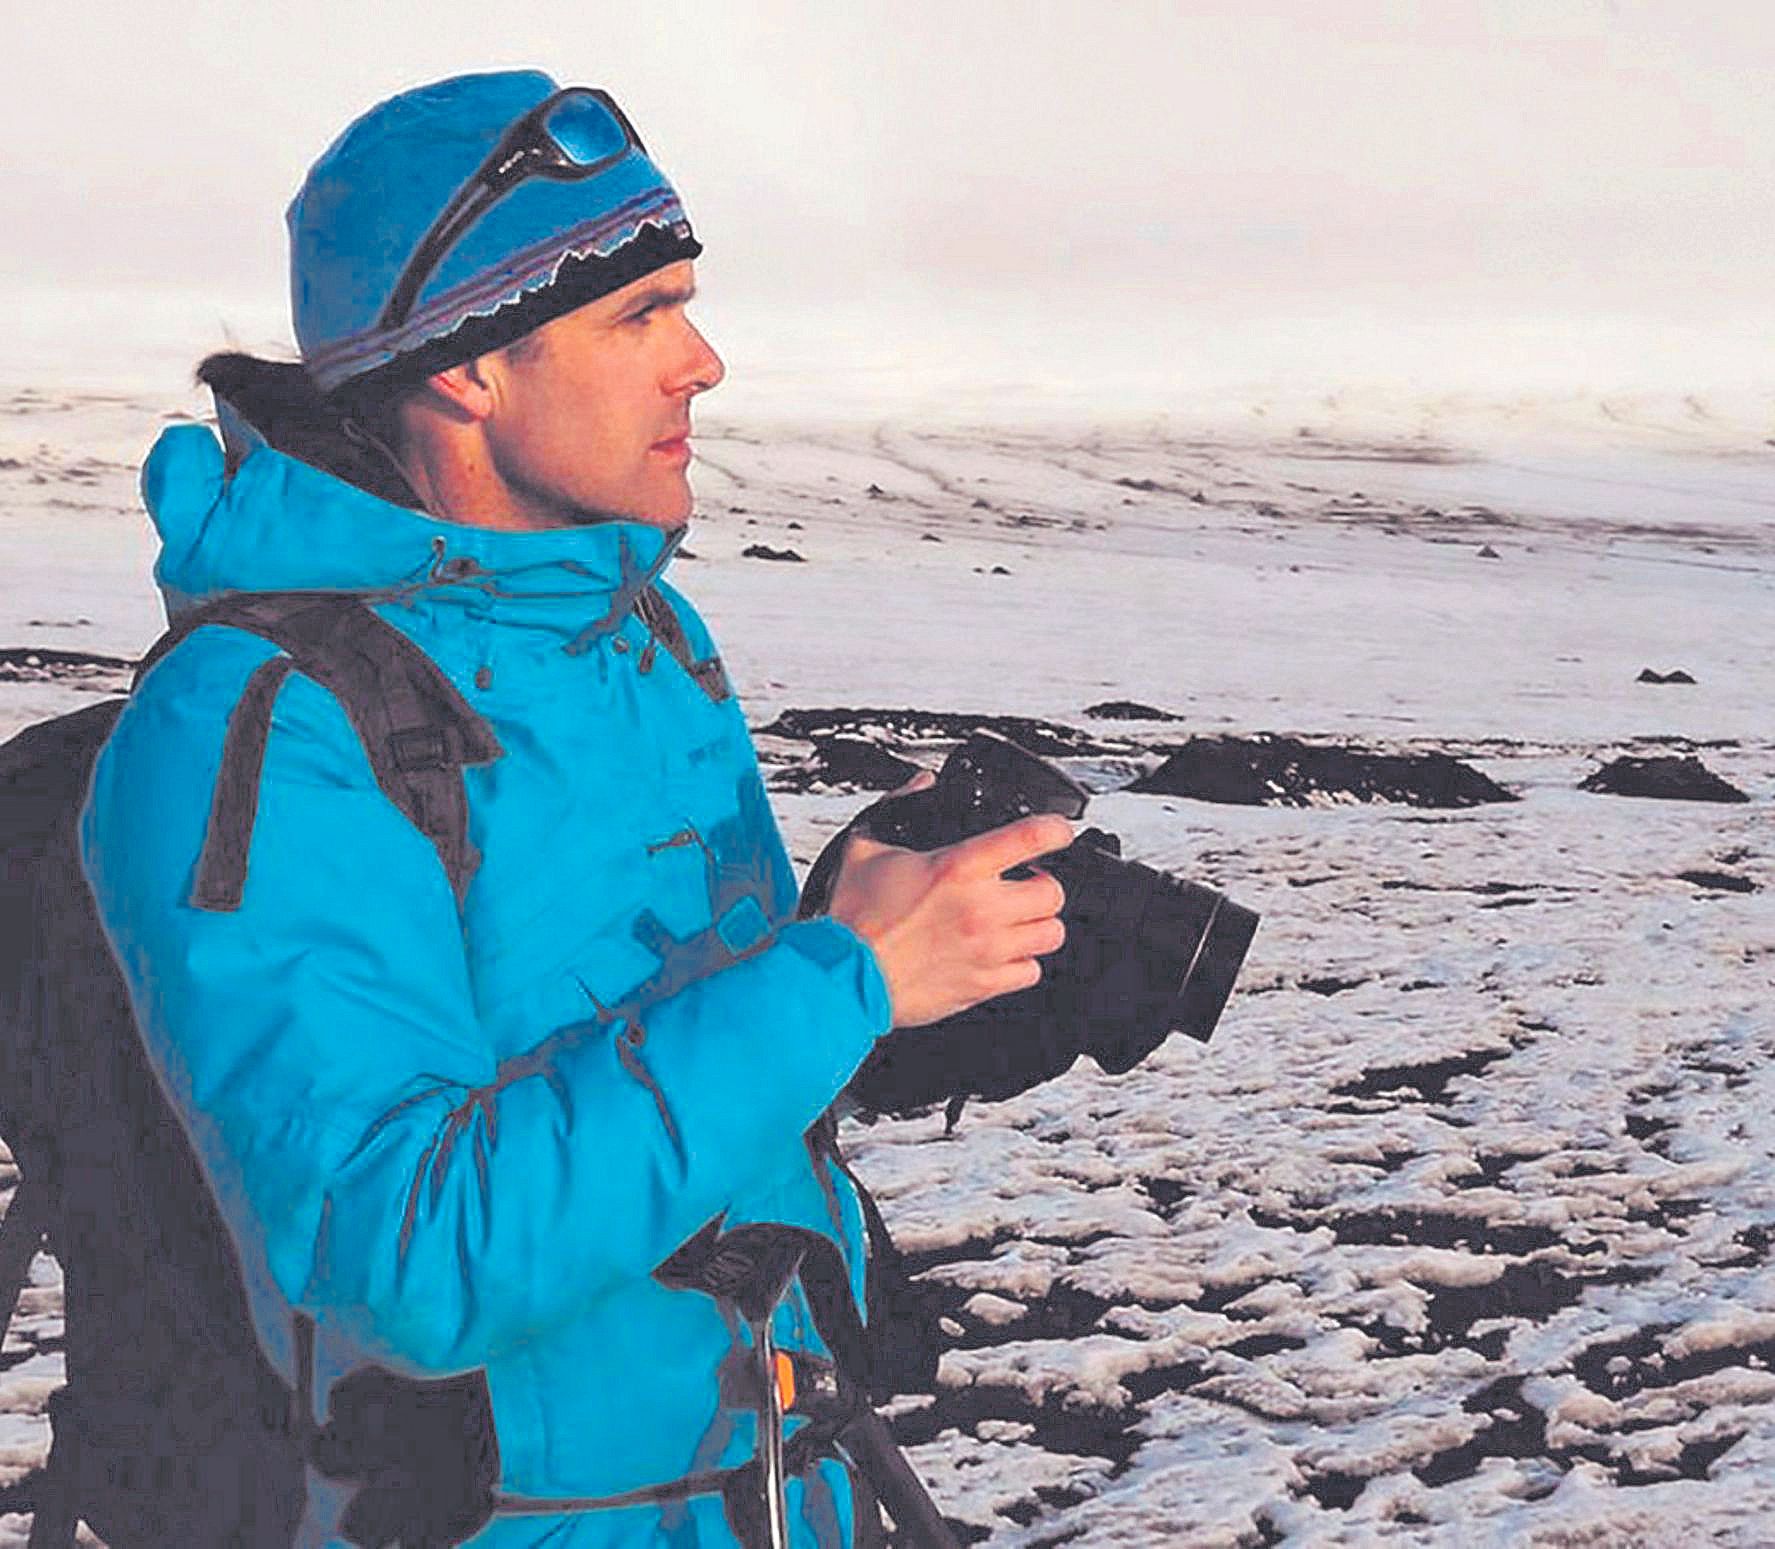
[80, 69, 1069, 1546]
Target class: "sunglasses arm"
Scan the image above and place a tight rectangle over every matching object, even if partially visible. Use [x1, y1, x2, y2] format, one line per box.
[377, 180, 500, 331]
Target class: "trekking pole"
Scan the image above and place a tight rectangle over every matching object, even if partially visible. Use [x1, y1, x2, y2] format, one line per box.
[751, 1316, 791, 1549]
[656, 1221, 816, 1547]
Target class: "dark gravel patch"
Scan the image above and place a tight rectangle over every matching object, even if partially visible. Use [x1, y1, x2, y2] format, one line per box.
[757, 707, 1129, 758]
[892, 1357, 1205, 1467]
[1299, 974, 1370, 996]
[1422, 1257, 1660, 1352]
[1253, 1205, 1563, 1257]
[1678, 869, 1757, 894]
[1334, 1047, 1513, 1105]
[0, 646, 133, 688]
[947, 1283, 1113, 1349]
[1414, 1375, 1548, 1488]
[1572, 1322, 1775, 1399]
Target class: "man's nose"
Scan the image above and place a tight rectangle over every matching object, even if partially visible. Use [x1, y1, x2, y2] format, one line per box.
[675, 320, 725, 397]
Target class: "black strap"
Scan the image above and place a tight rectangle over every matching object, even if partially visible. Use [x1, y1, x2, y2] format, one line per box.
[291, 1312, 317, 1444]
[22, 1427, 76, 1549]
[0, 1177, 47, 1357]
[832, 1406, 958, 1549]
[807, 1115, 931, 1402]
[189, 655, 295, 911]
[846, 1461, 890, 1549]
[137, 592, 503, 911]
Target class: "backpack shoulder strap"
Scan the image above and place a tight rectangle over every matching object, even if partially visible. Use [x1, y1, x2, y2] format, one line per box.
[140, 592, 502, 912]
[0, 1177, 47, 1351]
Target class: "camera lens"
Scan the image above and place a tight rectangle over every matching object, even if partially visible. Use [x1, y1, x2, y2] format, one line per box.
[1163, 886, 1260, 1044]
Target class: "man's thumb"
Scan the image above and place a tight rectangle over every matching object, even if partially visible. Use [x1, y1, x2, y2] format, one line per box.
[837, 770, 934, 870]
[842, 828, 894, 865]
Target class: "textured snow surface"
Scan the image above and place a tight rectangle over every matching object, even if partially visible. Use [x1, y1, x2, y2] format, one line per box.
[1, 388, 1771, 1546]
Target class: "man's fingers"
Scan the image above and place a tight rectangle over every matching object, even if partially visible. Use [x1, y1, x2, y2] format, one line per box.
[1000, 870, 1066, 924]
[1007, 915, 1066, 959]
[945, 813, 1075, 880]
[981, 956, 1045, 1001]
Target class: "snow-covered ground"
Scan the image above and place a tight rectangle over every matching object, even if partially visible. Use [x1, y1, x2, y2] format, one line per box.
[2, 384, 1771, 1546]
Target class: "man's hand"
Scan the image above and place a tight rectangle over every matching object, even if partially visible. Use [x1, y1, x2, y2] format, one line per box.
[826, 770, 1073, 1029]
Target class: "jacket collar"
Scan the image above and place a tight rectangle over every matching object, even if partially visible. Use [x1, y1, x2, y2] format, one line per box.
[145, 394, 683, 647]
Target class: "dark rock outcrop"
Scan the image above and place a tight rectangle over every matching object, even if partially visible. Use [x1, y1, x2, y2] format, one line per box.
[1126, 735, 1517, 809]
[1083, 700, 1184, 722]
[1580, 756, 1748, 804]
[770, 736, 924, 793]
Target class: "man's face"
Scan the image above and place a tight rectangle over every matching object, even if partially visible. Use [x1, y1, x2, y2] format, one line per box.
[478, 260, 724, 530]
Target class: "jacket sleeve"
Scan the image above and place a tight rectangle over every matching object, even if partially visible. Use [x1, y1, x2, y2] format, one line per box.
[80, 629, 891, 1375]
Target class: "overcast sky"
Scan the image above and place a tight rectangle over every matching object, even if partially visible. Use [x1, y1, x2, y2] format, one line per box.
[4, 1, 1769, 397]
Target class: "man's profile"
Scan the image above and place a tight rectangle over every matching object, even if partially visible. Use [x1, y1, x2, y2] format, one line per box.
[68, 67, 1070, 1547]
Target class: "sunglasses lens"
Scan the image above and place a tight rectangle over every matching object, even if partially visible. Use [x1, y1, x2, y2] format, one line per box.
[543, 94, 632, 166]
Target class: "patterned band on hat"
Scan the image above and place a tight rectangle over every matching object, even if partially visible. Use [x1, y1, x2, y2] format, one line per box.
[306, 193, 697, 393]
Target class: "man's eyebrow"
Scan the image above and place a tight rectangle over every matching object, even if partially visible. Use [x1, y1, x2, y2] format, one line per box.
[618, 281, 697, 313]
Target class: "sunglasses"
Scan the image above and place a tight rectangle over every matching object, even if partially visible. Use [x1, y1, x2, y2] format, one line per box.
[377, 87, 648, 332]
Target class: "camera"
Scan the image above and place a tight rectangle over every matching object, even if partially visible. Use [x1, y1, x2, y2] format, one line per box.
[798, 731, 1259, 1114]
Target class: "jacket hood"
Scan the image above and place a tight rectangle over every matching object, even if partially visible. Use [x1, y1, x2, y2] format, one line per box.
[142, 392, 682, 640]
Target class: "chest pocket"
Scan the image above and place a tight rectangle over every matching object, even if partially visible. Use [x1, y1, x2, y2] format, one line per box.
[715, 896, 770, 957]
[617, 772, 795, 1017]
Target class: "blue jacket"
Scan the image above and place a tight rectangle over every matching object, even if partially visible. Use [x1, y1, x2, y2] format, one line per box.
[79, 412, 894, 1547]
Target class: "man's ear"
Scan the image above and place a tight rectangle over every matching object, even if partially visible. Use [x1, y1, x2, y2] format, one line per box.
[419, 354, 501, 423]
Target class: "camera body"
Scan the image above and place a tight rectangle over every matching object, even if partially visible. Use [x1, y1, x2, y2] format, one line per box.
[798, 731, 1259, 1114]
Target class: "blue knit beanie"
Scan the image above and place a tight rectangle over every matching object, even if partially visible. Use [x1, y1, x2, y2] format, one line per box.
[289, 70, 701, 393]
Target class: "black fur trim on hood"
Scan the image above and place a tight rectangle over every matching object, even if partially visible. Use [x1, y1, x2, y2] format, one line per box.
[195, 353, 425, 510]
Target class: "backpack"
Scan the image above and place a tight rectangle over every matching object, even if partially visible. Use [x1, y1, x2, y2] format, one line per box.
[0, 589, 947, 1548]
[0, 591, 504, 1548]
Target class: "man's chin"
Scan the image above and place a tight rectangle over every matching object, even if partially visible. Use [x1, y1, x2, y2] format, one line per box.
[567, 490, 694, 530]
[638, 483, 695, 529]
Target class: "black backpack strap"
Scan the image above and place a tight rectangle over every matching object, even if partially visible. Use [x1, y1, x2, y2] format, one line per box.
[189, 655, 297, 912]
[635, 585, 731, 703]
[21, 1415, 78, 1549]
[138, 592, 503, 912]
[0, 1176, 48, 1351]
[806, 1115, 942, 1403]
[291, 1312, 317, 1444]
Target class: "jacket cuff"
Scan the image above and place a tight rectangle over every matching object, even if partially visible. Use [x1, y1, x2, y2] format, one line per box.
[777, 915, 894, 1045]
